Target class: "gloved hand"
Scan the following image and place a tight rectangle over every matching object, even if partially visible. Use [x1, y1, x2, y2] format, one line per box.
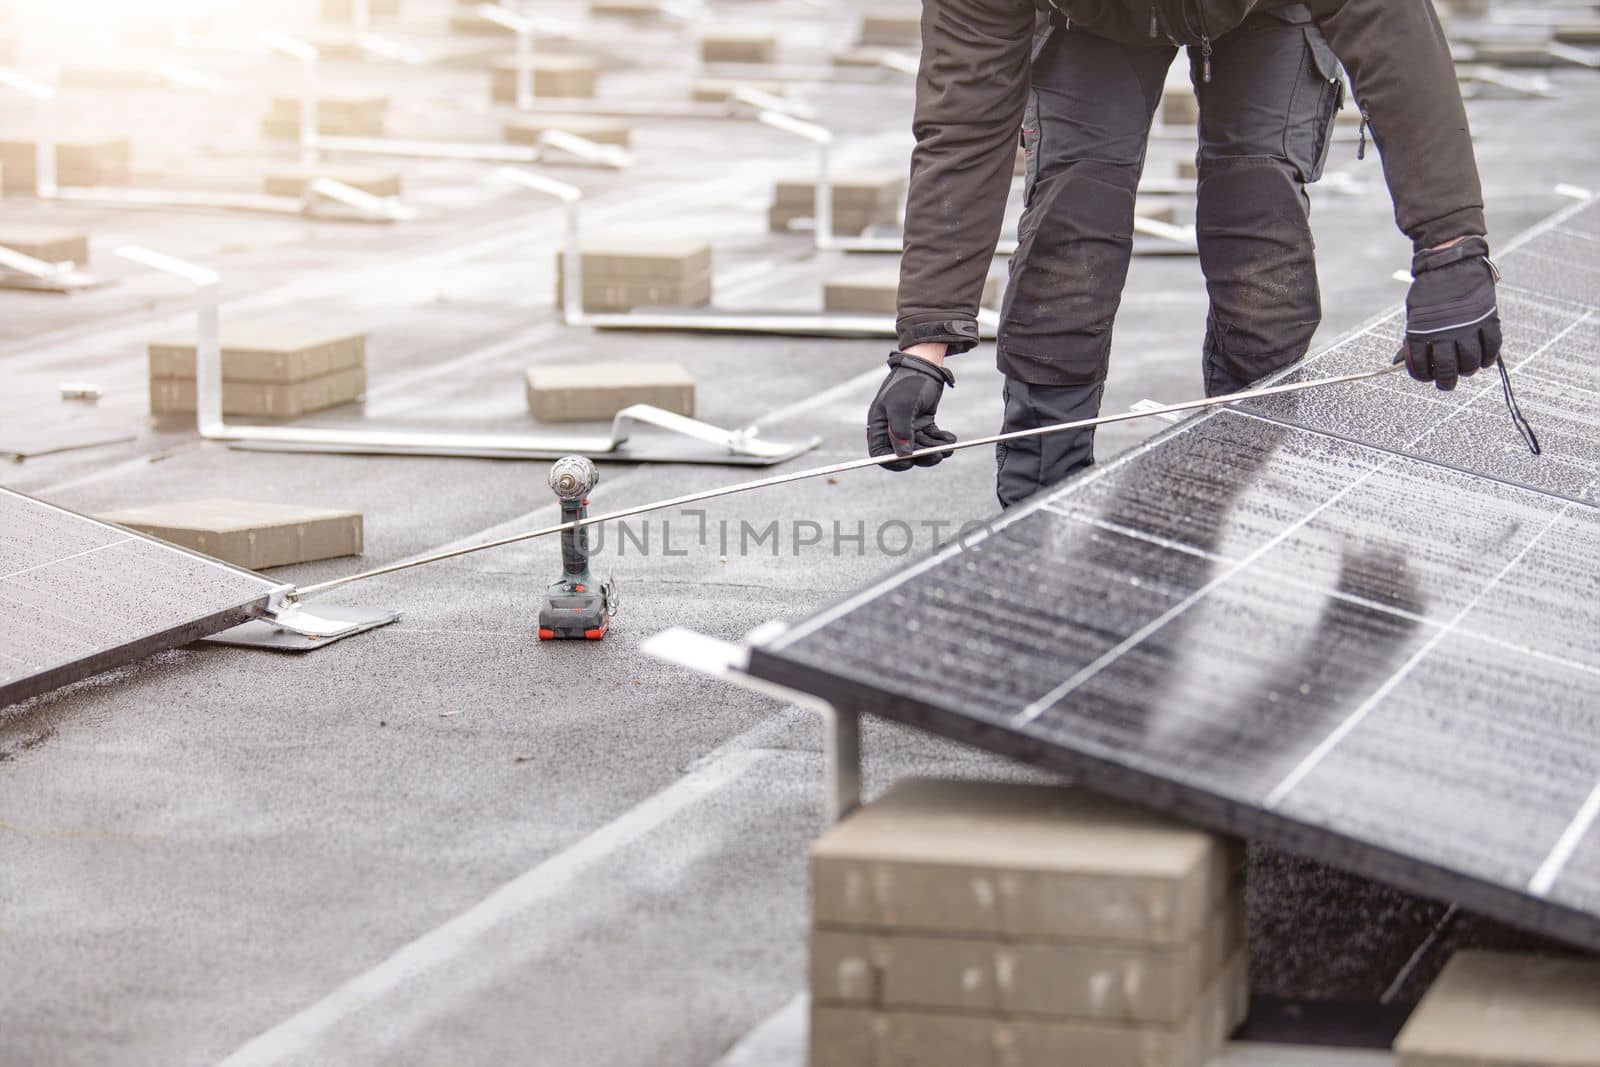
[866, 351, 957, 471]
[1399, 235, 1502, 391]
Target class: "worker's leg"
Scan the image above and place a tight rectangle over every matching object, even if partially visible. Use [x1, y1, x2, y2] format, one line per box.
[1193, 5, 1344, 396]
[996, 24, 1175, 508]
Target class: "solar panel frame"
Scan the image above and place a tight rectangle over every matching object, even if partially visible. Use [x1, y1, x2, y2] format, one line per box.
[1, 487, 281, 707]
[746, 196, 1600, 953]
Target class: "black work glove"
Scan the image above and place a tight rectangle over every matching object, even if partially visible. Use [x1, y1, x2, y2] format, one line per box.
[1399, 235, 1502, 391]
[866, 351, 957, 471]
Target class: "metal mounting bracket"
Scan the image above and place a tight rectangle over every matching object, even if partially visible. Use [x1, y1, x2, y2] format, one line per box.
[205, 586, 400, 651]
[0, 245, 111, 294]
[643, 625, 861, 822]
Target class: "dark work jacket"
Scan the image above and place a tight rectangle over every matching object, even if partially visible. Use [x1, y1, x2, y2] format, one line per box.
[897, 0, 1488, 353]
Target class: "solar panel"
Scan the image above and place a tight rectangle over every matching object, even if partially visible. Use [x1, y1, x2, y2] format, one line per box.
[747, 196, 1600, 952]
[0, 487, 280, 707]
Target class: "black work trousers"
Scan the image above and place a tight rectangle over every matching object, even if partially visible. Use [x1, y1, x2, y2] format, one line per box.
[995, 7, 1344, 509]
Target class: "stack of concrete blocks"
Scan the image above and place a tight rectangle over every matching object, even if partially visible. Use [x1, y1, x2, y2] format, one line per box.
[504, 115, 632, 150]
[0, 139, 129, 195]
[701, 31, 778, 65]
[263, 165, 402, 198]
[771, 172, 905, 237]
[1393, 951, 1600, 1065]
[99, 500, 364, 570]
[491, 55, 600, 102]
[824, 268, 1002, 316]
[555, 238, 712, 314]
[0, 227, 90, 267]
[148, 325, 368, 419]
[525, 362, 695, 421]
[262, 95, 388, 139]
[809, 779, 1248, 1067]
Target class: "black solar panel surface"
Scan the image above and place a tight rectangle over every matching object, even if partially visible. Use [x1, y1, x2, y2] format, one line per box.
[0, 488, 278, 706]
[749, 197, 1600, 951]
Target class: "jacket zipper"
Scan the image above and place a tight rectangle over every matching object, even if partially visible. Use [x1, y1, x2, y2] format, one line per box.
[1151, 1, 1212, 82]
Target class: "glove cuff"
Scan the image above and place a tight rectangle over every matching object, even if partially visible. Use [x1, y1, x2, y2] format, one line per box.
[888, 351, 956, 388]
[896, 318, 980, 355]
[1411, 235, 1491, 276]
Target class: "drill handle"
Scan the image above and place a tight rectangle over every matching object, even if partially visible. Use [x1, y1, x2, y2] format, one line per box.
[560, 499, 590, 577]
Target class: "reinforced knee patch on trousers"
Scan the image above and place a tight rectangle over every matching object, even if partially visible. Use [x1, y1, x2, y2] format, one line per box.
[998, 164, 1138, 387]
[1196, 158, 1322, 388]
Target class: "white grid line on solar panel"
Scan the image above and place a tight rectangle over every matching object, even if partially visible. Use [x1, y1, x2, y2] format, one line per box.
[1263, 494, 1586, 808]
[1533, 780, 1600, 897]
[1039, 502, 1600, 685]
[1011, 313, 1591, 728]
[0, 537, 137, 582]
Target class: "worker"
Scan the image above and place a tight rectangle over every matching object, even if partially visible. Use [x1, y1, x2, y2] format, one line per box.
[867, 0, 1502, 506]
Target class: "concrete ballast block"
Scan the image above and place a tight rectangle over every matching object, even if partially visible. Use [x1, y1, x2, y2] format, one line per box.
[770, 172, 905, 236]
[810, 953, 1249, 1067]
[149, 367, 367, 419]
[858, 6, 922, 46]
[554, 237, 713, 312]
[0, 139, 130, 194]
[1162, 86, 1199, 125]
[0, 226, 90, 266]
[1393, 951, 1600, 1066]
[99, 499, 364, 570]
[701, 31, 778, 64]
[148, 324, 367, 384]
[491, 55, 599, 100]
[264, 95, 388, 138]
[812, 896, 1243, 1024]
[589, 0, 659, 17]
[525, 362, 694, 422]
[809, 778, 1242, 944]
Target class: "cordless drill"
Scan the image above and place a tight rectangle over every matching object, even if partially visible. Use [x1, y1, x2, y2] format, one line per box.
[537, 455, 617, 641]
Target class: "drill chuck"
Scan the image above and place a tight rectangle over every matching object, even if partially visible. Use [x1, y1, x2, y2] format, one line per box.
[549, 455, 599, 502]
